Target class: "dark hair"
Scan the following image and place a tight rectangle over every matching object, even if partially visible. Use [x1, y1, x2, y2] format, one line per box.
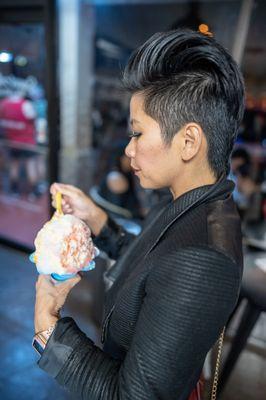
[122, 29, 245, 178]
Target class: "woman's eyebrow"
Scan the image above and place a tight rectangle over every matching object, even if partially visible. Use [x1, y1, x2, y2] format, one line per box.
[130, 118, 141, 127]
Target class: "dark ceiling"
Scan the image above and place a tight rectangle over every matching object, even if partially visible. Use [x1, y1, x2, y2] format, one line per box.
[94, 0, 266, 91]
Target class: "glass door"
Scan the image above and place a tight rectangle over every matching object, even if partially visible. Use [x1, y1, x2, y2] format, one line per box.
[0, 1, 58, 249]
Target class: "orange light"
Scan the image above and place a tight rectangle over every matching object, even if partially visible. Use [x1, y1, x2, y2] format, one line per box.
[198, 23, 213, 37]
[199, 24, 209, 33]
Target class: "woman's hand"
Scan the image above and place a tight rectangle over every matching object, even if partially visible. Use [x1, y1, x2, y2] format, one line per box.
[34, 274, 81, 333]
[50, 183, 107, 235]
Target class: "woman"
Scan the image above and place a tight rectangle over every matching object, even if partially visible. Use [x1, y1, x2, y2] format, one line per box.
[34, 29, 244, 399]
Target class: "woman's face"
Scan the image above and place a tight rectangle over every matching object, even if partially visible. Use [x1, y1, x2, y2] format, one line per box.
[125, 93, 182, 190]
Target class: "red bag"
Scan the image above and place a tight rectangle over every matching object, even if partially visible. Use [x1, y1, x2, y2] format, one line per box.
[188, 327, 225, 400]
[188, 378, 204, 400]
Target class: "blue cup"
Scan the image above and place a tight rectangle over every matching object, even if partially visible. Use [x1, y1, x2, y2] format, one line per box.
[29, 252, 96, 281]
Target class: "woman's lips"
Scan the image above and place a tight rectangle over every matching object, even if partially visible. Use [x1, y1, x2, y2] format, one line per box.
[131, 165, 141, 172]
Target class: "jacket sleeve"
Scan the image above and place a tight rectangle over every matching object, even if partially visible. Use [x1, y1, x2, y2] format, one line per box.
[93, 216, 136, 260]
[93, 199, 169, 260]
[38, 246, 241, 400]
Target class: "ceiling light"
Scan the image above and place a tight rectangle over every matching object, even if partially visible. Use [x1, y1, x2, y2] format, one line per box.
[0, 52, 13, 63]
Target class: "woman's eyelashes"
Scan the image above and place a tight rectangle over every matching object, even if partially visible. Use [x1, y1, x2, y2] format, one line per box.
[128, 131, 142, 139]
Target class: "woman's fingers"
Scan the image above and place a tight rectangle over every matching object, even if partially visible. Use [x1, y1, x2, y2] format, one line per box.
[62, 205, 73, 214]
[51, 183, 75, 208]
[51, 198, 73, 214]
[50, 182, 61, 195]
[69, 274, 81, 287]
[51, 195, 67, 208]
[50, 182, 79, 197]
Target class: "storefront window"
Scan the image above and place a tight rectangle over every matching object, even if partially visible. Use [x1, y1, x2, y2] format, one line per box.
[0, 24, 50, 247]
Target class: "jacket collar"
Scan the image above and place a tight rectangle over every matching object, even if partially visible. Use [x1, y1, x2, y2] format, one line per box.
[105, 178, 234, 295]
[145, 178, 234, 255]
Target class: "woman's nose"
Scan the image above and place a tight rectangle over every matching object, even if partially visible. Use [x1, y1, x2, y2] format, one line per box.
[125, 138, 136, 158]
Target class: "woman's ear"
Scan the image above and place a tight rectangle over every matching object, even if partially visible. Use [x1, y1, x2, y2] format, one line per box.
[180, 123, 203, 161]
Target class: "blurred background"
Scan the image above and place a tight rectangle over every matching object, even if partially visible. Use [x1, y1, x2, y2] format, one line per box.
[0, 0, 265, 399]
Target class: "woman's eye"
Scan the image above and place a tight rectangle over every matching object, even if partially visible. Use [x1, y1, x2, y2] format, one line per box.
[128, 131, 141, 138]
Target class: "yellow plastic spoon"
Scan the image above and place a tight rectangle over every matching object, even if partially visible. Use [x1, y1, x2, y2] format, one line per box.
[56, 191, 63, 215]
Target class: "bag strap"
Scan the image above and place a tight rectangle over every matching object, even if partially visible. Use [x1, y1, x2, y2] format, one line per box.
[210, 327, 225, 400]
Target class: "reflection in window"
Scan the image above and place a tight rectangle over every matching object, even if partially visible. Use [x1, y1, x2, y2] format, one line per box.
[0, 24, 49, 247]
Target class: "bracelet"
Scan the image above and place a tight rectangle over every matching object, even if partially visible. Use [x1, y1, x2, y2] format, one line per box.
[32, 325, 56, 356]
[35, 325, 56, 337]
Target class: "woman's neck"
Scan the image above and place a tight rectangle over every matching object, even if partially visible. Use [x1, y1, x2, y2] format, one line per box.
[170, 169, 217, 200]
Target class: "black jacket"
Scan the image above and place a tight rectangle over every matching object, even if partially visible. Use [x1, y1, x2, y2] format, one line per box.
[38, 179, 243, 400]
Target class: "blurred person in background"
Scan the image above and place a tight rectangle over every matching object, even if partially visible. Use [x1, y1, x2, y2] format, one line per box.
[96, 145, 144, 219]
[235, 164, 263, 223]
[33, 29, 244, 400]
[230, 147, 264, 222]
[230, 147, 251, 212]
[0, 91, 40, 198]
[231, 147, 251, 175]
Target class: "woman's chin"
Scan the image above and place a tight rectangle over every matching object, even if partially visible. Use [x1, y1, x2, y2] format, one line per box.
[138, 176, 161, 190]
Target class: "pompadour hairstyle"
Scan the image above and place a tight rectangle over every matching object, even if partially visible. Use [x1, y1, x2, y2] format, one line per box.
[122, 29, 245, 178]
